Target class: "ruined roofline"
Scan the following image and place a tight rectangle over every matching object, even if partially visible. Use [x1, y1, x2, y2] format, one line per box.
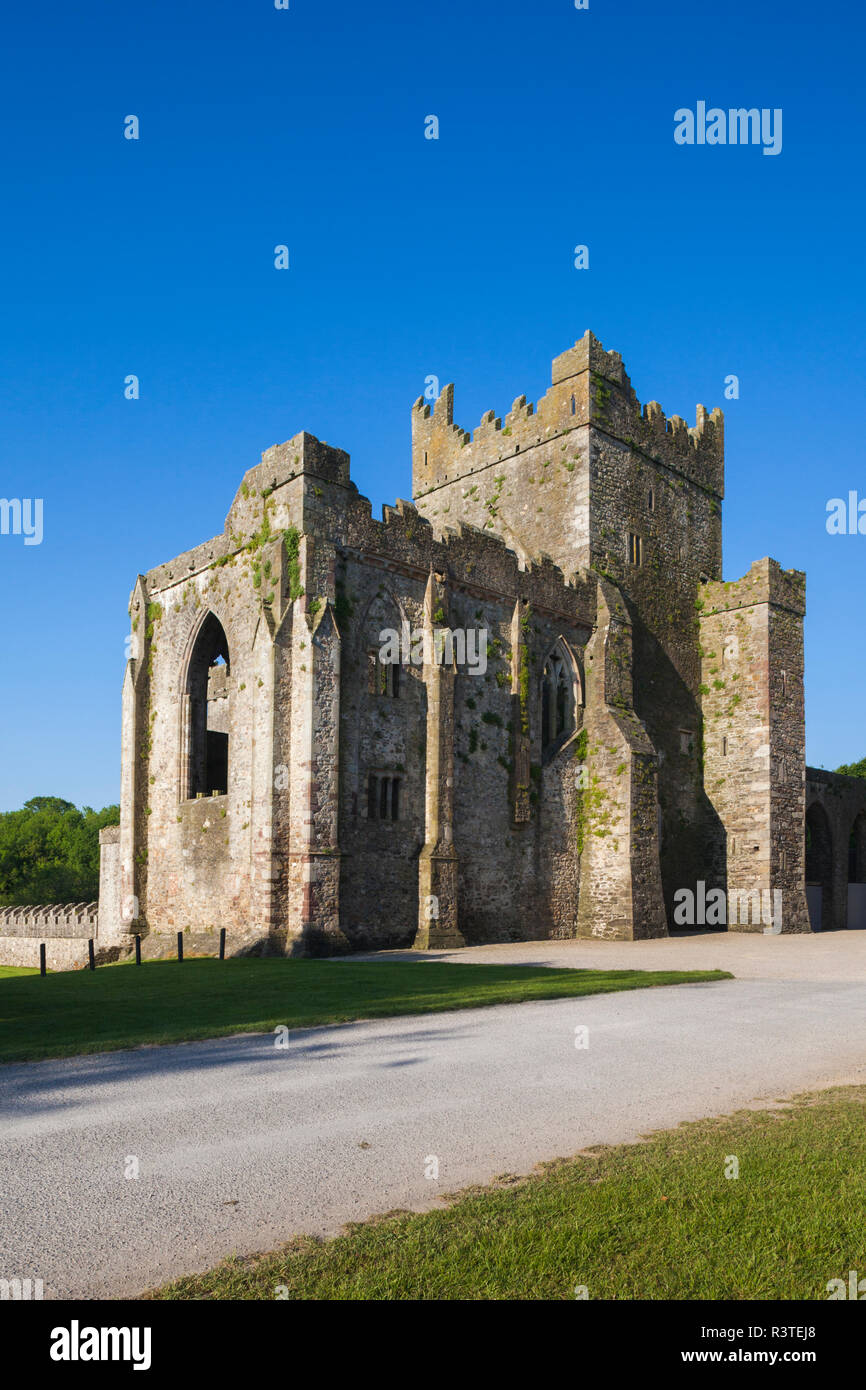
[140, 431, 357, 595]
[222, 430, 354, 535]
[138, 460, 603, 625]
[140, 320, 728, 599]
[411, 329, 725, 500]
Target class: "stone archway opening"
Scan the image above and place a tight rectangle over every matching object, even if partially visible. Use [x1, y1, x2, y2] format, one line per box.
[185, 612, 230, 799]
[847, 810, 866, 928]
[805, 801, 833, 931]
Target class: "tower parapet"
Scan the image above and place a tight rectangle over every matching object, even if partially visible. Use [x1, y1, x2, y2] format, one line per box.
[701, 557, 805, 617]
[412, 330, 724, 503]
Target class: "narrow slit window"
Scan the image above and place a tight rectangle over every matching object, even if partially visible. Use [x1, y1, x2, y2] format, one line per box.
[627, 533, 643, 566]
[368, 650, 400, 698]
[366, 774, 401, 822]
[541, 647, 576, 753]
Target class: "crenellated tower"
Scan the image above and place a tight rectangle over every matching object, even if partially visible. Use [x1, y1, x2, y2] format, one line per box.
[412, 330, 727, 915]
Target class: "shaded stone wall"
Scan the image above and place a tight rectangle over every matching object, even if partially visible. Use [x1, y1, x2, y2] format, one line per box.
[336, 495, 606, 945]
[805, 768, 866, 930]
[576, 581, 667, 940]
[337, 564, 427, 950]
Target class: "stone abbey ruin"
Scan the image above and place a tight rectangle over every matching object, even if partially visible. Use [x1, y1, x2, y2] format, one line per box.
[3, 331, 865, 967]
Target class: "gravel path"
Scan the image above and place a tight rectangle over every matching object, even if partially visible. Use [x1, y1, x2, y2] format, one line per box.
[2, 943, 865, 1298]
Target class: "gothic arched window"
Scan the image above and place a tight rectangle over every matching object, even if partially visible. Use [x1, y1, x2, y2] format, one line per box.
[541, 645, 577, 754]
[185, 612, 230, 798]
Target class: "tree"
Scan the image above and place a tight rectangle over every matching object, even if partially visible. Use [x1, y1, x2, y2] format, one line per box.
[0, 797, 119, 906]
[836, 758, 866, 779]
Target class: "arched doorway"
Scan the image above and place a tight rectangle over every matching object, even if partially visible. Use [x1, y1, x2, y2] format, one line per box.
[847, 810, 866, 928]
[184, 612, 230, 798]
[805, 801, 833, 931]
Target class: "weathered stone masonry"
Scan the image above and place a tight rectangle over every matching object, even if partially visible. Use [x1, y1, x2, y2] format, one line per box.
[2, 331, 863, 966]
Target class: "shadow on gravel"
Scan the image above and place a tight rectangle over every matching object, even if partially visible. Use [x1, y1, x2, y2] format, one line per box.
[0, 1021, 474, 1116]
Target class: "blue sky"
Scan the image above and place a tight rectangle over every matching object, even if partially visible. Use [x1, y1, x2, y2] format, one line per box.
[1, 0, 864, 810]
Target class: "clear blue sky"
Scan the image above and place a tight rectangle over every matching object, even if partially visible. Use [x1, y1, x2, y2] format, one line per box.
[1, 0, 864, 811]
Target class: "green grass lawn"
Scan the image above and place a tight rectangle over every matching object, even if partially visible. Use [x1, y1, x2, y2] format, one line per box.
[149, 1085, 866, 1301]
[0, 957, 730, 1064]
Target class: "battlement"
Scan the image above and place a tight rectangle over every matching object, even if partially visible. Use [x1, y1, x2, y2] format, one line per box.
[700, 558, 806, 616]
[412, 330, 725, 500]
[344, 491, 597, 622]
[0, 902, 98, 939]
[551, 331, 628, 387]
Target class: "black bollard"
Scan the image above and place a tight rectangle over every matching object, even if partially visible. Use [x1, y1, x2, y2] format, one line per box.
[39, 943, 46, 976]
[135, 934, 141, 966]
[219, 927, 226, 960]
[88, 938, 95, 971]
[177, 931, 183, 962]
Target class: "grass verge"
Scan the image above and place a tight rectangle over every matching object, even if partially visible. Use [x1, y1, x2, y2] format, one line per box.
[149, 1085, 866, 1301]
[0, 957, 729, 1064]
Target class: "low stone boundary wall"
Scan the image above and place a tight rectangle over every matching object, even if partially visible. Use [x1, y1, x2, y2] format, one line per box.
[0, 903, 98, 939]
[0, 936, 94, 970]
[0, 905, 272, 971]
[0, 902, 131, 970]
[0, 829, 130, 971]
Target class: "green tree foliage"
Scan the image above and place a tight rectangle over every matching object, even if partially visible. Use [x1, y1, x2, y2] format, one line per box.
[836, 758, 866, 779]
[0, 797, 119, 906]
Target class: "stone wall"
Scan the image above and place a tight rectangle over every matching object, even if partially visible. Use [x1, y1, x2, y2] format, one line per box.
[805, 768, 866, 930]
[0, 900, 113, 970]
[699, 560, 810, 932]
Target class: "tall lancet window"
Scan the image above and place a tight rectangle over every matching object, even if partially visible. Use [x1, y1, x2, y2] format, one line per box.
[541, 644, 577, 754]
[185, 612, 230, 798]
